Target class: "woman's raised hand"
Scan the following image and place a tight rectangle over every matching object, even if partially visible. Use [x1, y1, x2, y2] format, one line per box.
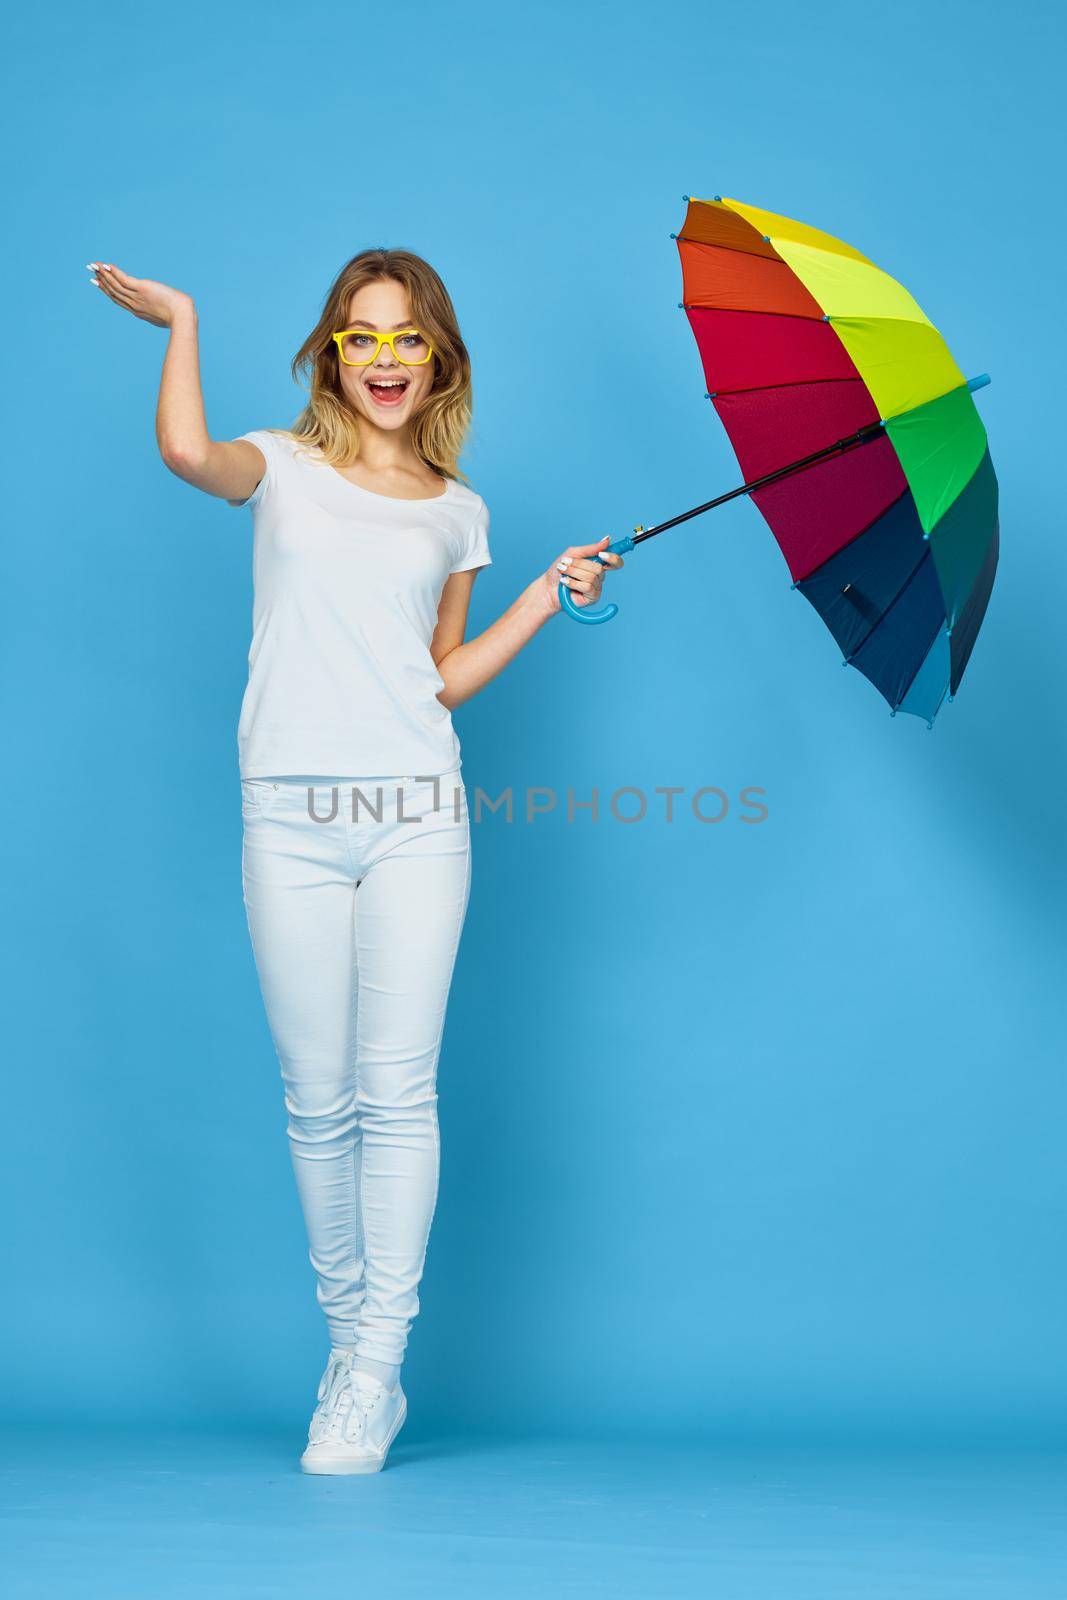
[86, 262, 194, 329]
[541, 535, 624, 615]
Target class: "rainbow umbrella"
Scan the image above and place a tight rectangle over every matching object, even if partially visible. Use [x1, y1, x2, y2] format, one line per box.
[560, 194, 998, 728]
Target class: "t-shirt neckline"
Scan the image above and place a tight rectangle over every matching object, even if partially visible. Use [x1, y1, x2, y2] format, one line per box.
[322, 460, 454, 506]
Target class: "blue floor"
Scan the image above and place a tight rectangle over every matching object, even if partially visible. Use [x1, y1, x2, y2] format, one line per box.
[3, 1427, 1065, 1597]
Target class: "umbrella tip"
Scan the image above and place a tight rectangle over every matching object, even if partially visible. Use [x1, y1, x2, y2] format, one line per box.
[682, 194, 690, 202]
[669, 232, 677, 239]
[889, 707, 897, 717]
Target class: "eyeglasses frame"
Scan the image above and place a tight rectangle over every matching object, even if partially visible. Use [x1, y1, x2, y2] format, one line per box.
[332, 327, 435, 367]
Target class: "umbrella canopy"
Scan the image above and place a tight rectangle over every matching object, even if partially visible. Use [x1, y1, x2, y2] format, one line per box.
[675, 195, 998, 725]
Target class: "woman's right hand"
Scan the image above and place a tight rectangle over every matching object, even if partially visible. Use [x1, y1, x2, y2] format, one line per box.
[87, 262, 194, 329]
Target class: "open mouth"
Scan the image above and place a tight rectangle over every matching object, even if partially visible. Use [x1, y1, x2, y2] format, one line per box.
[365, 376, 411, 407]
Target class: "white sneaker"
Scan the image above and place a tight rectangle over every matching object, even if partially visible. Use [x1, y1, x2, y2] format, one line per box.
[300, 1350, 407, 1475]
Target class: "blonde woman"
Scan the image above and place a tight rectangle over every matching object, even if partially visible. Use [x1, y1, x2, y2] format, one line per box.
[87, 248, 623, 1473]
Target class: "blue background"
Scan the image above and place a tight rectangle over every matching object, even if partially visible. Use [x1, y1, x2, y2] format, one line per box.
[3, 0, 1065, 1461]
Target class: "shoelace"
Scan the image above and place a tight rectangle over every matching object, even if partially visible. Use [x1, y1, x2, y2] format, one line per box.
[309, 1356, 386, 1446]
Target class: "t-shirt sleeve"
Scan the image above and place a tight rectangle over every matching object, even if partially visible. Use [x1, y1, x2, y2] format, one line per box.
[226, 429, 279, 510]
[450, 498, 492, 574]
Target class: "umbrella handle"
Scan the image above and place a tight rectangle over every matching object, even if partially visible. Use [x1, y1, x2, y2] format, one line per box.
[558, 536, 635, 625]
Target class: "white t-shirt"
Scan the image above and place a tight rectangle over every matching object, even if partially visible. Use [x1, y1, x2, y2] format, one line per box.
[227, 429, 492, 778]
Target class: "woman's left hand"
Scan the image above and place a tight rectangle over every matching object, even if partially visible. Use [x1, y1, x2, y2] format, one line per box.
[541, 535, 625, 616]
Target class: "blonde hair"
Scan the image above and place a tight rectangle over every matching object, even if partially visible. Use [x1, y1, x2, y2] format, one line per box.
[283, 247, 474, 484]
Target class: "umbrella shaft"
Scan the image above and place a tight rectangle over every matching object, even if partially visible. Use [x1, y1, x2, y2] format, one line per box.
[631, 420, 885, 546]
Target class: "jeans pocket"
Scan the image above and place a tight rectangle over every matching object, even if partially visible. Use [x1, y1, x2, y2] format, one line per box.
[241, 779, 283, 817]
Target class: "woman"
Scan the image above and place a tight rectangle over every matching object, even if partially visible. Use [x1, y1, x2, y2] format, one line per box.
[87, 247, 622, 1474]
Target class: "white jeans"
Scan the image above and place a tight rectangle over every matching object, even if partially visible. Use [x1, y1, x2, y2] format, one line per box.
[241, 770, 472, 1365]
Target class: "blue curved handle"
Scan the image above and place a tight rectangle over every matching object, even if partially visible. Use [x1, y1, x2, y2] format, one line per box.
[558, 536, 635, 625]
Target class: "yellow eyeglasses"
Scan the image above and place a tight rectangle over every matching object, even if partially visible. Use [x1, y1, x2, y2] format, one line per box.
[333, 328, 434, 367]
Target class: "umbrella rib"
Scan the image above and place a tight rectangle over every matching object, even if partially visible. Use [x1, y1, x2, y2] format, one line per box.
[843, 542, 943, 714]
[682, 304, 825, 322]
[889, 602, 949, 715]
[842, 545, 928, 659]
[706, 376, 876, 399]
